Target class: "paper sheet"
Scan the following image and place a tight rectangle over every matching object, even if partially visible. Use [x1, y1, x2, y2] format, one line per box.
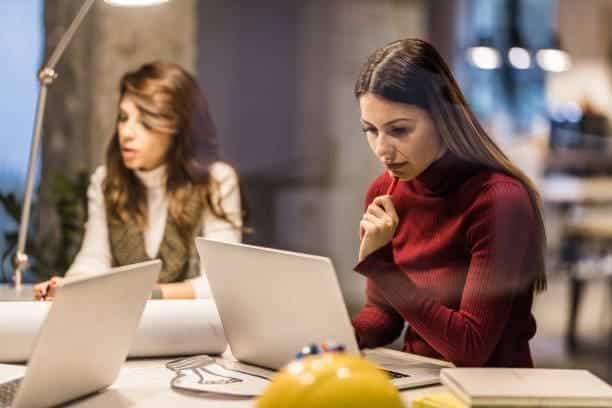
[0, 300, 227, 363]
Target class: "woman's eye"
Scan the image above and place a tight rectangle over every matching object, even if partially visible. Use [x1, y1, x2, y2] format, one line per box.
[118, 113, 127, 122]
[361, 127, 376, 135]
[390, 127, 410, 136]
[140, 120, 153, 130]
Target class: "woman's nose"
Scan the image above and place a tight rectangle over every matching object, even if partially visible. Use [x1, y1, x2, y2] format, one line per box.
[119, 122, 135, 141]
[375, 134, 395, 160]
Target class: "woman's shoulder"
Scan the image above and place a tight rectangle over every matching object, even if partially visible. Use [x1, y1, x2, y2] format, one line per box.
[208, 161, 238, 184]
[474, 171, 529, 198]
[90, 165, 107, 186]
[466, 170, 534, 215]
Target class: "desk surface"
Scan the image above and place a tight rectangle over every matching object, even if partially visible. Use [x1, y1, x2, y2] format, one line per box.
[0, 286, 447, 406]
[64, 358, 446, 407]
[0, 284, 34, 301]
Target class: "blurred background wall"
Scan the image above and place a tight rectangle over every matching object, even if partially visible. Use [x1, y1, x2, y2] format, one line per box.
[197, 0, 426, 311]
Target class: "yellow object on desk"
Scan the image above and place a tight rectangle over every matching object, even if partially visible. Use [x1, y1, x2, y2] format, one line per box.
[256, 351, 403, 408]
[413, 391, 466, 408]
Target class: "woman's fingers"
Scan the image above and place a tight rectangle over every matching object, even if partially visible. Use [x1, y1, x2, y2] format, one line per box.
[359, 218, 377, 237]
[33, 276, 64, 300]
[366, 202, 387, 218]
[363, 212, 389, 228]
[33, 280, 50, 300]
[47, 277, 63, 299]
[365, 205, 395, 228]
[372, 195, 399, 223]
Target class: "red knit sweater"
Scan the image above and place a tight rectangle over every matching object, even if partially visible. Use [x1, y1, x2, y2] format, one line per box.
[352, 152, 540, 367]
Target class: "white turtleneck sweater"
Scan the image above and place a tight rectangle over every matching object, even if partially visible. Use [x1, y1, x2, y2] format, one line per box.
[66, 162, 242, 298]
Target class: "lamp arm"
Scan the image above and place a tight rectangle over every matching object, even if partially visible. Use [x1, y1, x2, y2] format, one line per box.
[46, 0, 96, 71]
[12, 0, 96, 290]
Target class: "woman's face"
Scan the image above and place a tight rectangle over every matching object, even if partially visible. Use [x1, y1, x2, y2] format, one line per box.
[117, 96, 173, 171]
[359, 92, 443, 181]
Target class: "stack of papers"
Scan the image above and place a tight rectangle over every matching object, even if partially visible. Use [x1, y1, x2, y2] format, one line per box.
[440, 368, 612, 407]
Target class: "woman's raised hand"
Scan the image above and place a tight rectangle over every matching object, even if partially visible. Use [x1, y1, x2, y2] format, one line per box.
[359, 195, 398, 261]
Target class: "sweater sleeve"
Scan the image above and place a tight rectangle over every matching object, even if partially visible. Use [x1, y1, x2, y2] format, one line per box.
[355, 182, 536, 366]
[65, 166, 112, 277]
[351, 175, 405, 348]
[190, 162, 242, 298]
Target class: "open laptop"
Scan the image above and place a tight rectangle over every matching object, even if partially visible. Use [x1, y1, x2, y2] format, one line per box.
[0, 259, 161, 408]
[196, 238, 453, 389]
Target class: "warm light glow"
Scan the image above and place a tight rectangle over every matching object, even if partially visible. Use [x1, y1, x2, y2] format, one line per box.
[508, 47, 531, 69]
[104, 0, 169, 6]
[536, 49, 571, 72]
[467, 46, 501, 70]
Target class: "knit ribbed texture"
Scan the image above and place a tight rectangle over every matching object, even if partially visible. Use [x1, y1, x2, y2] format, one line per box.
[106, 184, 203, 284]
[352, 152, 538, 367]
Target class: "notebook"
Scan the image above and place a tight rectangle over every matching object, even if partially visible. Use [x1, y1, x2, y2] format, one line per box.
[440, 368, 612, 407]
[413, 391, 466, 408]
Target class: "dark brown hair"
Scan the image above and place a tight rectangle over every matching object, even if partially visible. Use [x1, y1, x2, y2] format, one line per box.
[355, 39, 546, 292]
[105, 62, 239, 247]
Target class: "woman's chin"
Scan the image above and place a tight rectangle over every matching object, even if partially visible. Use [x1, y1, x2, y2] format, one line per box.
[387, 169, 414, 181]
[122, 159, 139, 170]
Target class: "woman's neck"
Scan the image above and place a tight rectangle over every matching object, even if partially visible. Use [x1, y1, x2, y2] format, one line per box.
[134, 164, 167, 188]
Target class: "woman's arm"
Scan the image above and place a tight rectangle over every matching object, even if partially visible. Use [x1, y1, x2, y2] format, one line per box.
[201, 161, 242, 240]
[34, 167, 112, 299]
[66, 167, 113, 276]
[352, 176, 404, 347]
[188, 162, 242, 298]
[356, 183, 536, 366]
[352, 262, 405, 348]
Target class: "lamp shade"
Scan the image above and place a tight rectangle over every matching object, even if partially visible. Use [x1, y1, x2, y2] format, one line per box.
[104, 0, 169, 6]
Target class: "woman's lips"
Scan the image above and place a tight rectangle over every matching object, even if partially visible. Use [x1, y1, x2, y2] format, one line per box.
[385, 161, 408, 171]
[121, 148, 137, 159]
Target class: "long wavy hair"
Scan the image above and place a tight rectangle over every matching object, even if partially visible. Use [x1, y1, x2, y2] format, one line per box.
[355, 39, 546, 292]
[105, 62, 237, 248]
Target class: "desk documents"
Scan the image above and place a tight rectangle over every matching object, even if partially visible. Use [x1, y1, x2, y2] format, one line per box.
[0, 299, 226, 362]
[441, 368, 612, 407]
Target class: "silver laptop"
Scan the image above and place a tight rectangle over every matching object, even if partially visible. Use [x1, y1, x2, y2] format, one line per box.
[196, 238, 453, 389]
[0, 259, 161, 408]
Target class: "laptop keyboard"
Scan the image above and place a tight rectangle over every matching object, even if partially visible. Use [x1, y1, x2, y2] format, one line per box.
[383, 369, 410, 379]
[0, 378, 21, 407]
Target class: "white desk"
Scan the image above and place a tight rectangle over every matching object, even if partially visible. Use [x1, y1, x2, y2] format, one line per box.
[64, 358, 446, 407]
[0, 284, 34, 301]
[0, 286, 447, 407]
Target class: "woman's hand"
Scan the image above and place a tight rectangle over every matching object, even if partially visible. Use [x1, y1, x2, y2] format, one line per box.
[359, 195, 399, 261]
[33, 276, 64, 301]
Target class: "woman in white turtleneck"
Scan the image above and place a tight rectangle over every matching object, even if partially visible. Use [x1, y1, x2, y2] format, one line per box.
[34, 62, 242, 300]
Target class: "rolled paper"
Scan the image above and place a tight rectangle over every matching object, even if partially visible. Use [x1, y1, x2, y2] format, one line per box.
[0, 299, 227, 363]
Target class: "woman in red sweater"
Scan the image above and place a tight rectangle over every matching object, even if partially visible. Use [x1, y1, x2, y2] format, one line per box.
[351, 39, 546, 367]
